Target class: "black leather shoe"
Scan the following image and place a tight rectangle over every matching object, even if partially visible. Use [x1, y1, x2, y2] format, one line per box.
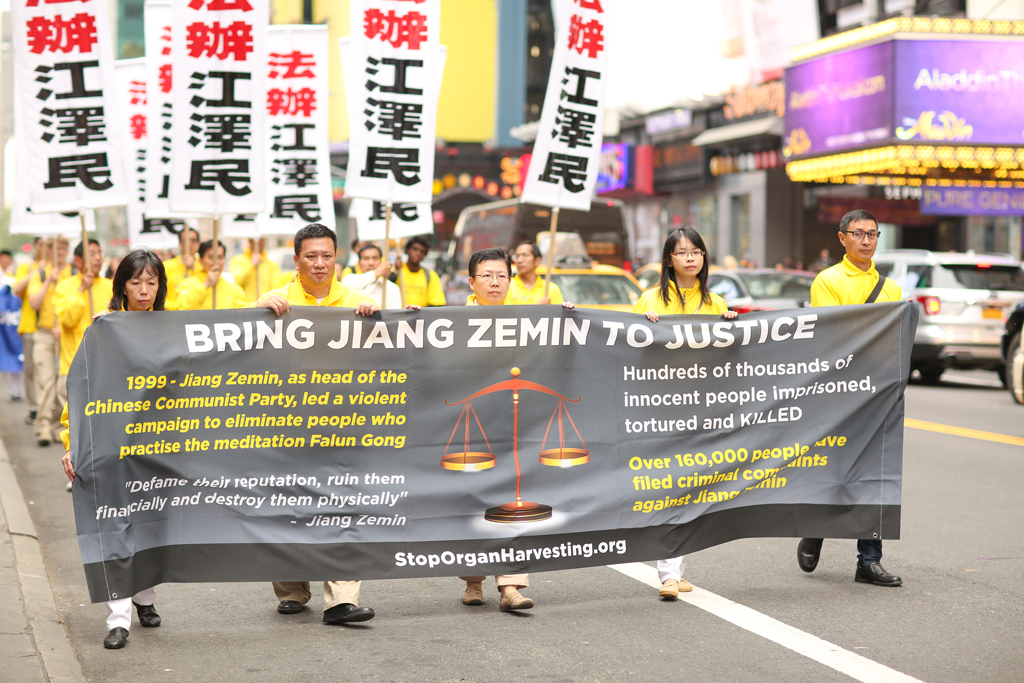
[855, 562, 902, 587]
[277, 600, 305, 614]
[797, 538, 823, 573]
[133, 602, 161, 627]
[323, 603, 375, 625]
[103, 627, 128, 649]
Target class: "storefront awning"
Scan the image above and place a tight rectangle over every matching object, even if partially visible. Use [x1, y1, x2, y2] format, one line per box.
[691, 116, 783, 147]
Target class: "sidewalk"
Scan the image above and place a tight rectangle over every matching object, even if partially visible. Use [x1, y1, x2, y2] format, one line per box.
[0, 426, 86, 683]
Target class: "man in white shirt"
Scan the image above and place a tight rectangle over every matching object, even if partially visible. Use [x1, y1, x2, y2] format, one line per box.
[342, 244, 402, 310]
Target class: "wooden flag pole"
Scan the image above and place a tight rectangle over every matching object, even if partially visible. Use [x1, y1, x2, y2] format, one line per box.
[81, 212, 93, 316]
[255, 241, 261, 300]
[211, 216, 220, 310]
[381, 201, 392, 309]
[543, 207, 560, 300]
[397, 237, 405, 308]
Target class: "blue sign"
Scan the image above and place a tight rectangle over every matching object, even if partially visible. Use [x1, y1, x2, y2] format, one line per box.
[596, 143, 630, 194]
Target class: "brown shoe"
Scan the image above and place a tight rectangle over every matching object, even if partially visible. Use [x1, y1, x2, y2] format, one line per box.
[659, 580, 679, 599]
[498, 589, 534, 611]
[461, 582, 484, 606]
[677, 578, 693, 592]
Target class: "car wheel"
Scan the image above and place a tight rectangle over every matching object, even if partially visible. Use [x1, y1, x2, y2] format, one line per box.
[1007, 333, 1023, 404]
[918, 365, 944, 385]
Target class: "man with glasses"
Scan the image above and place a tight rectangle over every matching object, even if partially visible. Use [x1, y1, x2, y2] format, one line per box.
[797, 209, 903, 587]
[509, 241, 563, 306]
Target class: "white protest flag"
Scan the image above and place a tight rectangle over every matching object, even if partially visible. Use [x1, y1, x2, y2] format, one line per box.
[349, 199, 432, 241]
[342, 0, 444, 205]
[258, 25, 335, 235]
[10, 0, 129, 212]
[520, 0, 608, 211]
[169, 0, 268, 215]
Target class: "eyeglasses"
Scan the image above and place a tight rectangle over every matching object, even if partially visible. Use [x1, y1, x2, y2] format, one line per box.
[672, 250, 705, 259]
[473, 273, 509, 282]
[843, 230, 881, 241]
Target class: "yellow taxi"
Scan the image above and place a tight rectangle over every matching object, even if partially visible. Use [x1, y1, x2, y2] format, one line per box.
[535, 261, 643, 312]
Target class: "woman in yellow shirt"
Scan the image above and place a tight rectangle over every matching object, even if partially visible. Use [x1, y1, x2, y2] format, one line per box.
[632, 227, 738, 600]
[60, 249, 167, 650]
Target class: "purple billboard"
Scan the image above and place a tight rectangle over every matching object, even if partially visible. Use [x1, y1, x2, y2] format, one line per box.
[894, 40, 1024, 146]
[783, 42, 894, 160]
[785, 38, 1024, 160]
[921, 187, 1024, 216]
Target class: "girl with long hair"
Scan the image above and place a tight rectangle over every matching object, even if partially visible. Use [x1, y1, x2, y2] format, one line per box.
[633, 227, 737, 599]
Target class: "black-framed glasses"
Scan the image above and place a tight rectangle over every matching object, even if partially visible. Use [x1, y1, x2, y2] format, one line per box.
[843, 230, 881, 241]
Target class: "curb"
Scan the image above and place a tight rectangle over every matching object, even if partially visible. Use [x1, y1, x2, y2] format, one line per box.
[0, 429, 87, 683]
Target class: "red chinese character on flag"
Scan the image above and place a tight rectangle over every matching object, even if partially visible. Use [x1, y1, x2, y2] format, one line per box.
[159, 64, 172, 93]
[567, 15, 604, 59]
[269, 51, 315, 79]
[26, 13, 98, 54]
[186, 21, 253, 60]
[363, 9, 428, 50]
[161, 25, 171, 56]
[129, 80, 147, 105]
[25, 0, 90, 6]
[573, 0, 604, 11]
[130, 114, 147, 140]
[267, 88, 316, 117]
[187, 0, 253, 10]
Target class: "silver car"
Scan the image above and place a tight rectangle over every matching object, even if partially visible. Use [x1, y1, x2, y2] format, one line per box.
[708, 269, 815, 314]
[874, 250, 1024, 384]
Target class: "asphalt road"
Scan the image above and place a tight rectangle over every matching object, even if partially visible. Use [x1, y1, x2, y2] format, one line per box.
[3, 368, 1022, 683]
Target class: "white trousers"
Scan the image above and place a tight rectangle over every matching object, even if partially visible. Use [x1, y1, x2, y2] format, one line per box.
[106, 587, 157, 631]
[657, 556, 686, 583]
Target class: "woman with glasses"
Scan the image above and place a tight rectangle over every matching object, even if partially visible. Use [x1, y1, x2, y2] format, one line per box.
[633, 227, 738, 599]
[59, 249, 168, 649]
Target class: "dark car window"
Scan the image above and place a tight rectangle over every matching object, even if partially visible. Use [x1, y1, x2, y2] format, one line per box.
[708, 274, 742, 300]
[932, 264, 1024, 291]
[905, 265, 931, 289]
[735, 273, 814, 299]
[874, 262, 894, 278]
[552, 274, 642, 305]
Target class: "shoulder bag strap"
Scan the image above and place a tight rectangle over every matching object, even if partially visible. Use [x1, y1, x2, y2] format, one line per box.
[864, 275, 887, 304]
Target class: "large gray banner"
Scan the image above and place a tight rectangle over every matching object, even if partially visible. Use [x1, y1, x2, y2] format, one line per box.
[69, 303, 918, 602]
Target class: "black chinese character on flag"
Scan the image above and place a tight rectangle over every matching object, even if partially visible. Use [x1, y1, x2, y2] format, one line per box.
[561, 67, 601, 107]
[44, 153, 113, 190]
[142, 217, 186, 235]
[364, 99, 422, 140]
[185, 159, 251, 195]
[188, 113, 251, 152]
[360, 147, 420, 186]
[272, 194, 320, 221]
[189, 71, 251, 108]
[538, 153, 587, 193]
[35, 61, 102, 101]
[39, 106, 107, 146]
[365, 57, 423, 96]
[270, 123, 315, 151]
[553, 106, 596, 149]
[371, 201, 418, 221]
[271, 158, 317, 187]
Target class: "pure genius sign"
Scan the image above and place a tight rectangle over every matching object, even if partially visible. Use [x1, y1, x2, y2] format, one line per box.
[68, 304, 917, 602]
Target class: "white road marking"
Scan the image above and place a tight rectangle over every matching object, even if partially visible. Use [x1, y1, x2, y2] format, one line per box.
[608, 562, 927, 683]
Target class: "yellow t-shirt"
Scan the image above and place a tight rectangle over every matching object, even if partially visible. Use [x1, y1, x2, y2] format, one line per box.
[229, 249, 282, 301]
[26, 264, 72, 330]
[163, 255, 205, 311]
[810, 256, 903, 307]
[54, 274, 114, 376]
[250, 275, 375, 309]
[14, 261, 37, 334]
[400, 264, 446, 307]
[175, 274, 250, 311]
[632, 281, 728, 316]
[507, 274, 564, 306]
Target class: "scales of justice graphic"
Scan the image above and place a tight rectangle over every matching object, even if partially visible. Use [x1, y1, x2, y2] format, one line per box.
[441, 368, 590, 523]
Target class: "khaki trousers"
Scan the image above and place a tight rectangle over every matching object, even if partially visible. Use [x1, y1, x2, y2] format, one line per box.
[272, 581, 361, 609]
[32, 329, 60, 439]
[459, 575, 529, 589]
[20, 333, 36, 411]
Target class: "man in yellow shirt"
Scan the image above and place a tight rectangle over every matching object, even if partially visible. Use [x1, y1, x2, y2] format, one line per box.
[26, 236, 71, 445]
[175, 240, 249, 310]
[251, 223, 379, 625]
[798, 209, 903, 588]
[508, 241, 563, 306]
[14, 237, 45, 423]
[163, 227, 201, 311]
[400, 236, 446, 307]
[54, 238, 113, 435]
[229, 237, 281, 301]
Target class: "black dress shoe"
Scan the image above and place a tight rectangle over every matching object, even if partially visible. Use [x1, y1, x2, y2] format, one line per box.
[323, 603, 375, 625]
[277, 600, 305, 614]
[855, 562, 902, 587]
[797, 538, 823, 573]
[103, 627, 128, 649]
[134, 602, 161, 627]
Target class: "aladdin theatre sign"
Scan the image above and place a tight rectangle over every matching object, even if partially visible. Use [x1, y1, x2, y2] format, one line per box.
[783, 17, 1024, 190]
